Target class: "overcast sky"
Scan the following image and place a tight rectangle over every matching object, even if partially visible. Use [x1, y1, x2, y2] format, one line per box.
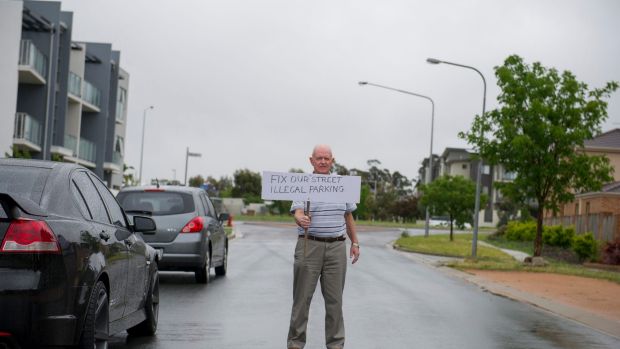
[50, 0, 620, 183]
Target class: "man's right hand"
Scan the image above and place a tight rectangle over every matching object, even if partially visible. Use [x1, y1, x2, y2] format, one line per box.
[294, 211, 311, 229]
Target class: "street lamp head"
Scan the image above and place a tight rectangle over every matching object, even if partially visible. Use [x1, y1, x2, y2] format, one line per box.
[426, 58, 442, 64]
[358, 81, 368, 86]
[149, 105, 154, 110]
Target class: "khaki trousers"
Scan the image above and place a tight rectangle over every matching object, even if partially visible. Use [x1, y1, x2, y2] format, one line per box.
[287, 238, 347, 349]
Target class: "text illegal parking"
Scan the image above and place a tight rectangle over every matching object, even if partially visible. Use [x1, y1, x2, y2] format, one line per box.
[261, 171, 361, 203]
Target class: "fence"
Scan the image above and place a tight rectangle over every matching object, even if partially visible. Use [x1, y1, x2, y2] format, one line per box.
[544, 213, 619, 242]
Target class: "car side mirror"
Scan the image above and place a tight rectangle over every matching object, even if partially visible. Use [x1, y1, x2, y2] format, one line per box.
[134, 216, 156, 234]
[218, 213, 230, 223]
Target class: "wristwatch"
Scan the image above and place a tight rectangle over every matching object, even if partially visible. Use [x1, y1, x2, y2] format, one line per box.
[352, 242, 360, 248]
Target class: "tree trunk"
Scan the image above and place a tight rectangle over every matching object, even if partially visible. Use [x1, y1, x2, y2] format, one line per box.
[534, 207, 544, 256]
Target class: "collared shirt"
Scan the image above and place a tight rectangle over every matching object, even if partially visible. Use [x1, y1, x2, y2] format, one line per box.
[291, 201, 357, 238]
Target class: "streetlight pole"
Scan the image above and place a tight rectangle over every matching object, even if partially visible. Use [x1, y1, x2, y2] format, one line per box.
[138, 105, 154, 185]
[358, 81, 435, 237]
[426, 57, 487, 257]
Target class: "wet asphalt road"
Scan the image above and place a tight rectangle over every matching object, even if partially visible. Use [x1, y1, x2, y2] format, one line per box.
[109, 223, 620, 349]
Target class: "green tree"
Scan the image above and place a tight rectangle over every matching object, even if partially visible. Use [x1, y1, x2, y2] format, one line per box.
[332, 161, 350, 175]
[392, 195, 418, 222]
[123, 164, 136, 187]
[460, 55, 617, 256]
[351, 159, 414, 221]
[232, 169, 262, 204]
[205, 175, 233, 197]
[354, 184, 372, 220]
[188, 175, 204, 188]
[419, 175, 486, 241]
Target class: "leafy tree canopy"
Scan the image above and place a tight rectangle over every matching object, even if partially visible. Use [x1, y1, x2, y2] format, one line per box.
[419, 175, 486, 241]
[232, 169, 262, 204]
[188, 175, 204, 188]
[460, 54, 618, 255]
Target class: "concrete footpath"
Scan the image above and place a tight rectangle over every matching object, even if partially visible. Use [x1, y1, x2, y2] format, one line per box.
[391, 245, 620, 340]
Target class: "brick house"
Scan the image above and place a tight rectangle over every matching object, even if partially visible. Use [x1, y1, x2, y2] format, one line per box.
[544, 129, 620, 241]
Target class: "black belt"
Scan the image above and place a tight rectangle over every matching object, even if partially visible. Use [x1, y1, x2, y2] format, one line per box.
[299, 235, 346, 242]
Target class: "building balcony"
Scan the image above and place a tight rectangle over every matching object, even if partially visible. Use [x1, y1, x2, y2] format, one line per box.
[82, 80, 101, 112]
[78, 138, 97, 165]
[68, 72, 82, 103]
[113, 151, 123, 165]
[13, 113, 42, 152]
[104, 151, 123, 173]
[18, 40, 48, 85]
[50, 134, 77, 158]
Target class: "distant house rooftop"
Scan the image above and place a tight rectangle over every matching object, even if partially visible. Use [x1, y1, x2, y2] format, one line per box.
[584, 128, 620, 149]
[600, 181, 620, 193]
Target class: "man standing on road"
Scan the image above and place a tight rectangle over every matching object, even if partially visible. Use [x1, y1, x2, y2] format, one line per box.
[287, 144, 360, 349]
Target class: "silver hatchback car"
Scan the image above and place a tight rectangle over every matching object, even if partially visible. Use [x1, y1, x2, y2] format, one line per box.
[117, 186, 228, 283]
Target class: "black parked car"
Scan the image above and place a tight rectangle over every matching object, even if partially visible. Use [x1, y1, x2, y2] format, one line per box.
[0, 159, 159, 348]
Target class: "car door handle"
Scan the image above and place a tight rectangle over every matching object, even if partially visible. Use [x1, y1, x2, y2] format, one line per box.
[99, 231, 110, 241]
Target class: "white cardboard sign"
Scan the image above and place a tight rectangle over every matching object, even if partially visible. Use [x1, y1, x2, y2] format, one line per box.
[261, 171, 361, 203]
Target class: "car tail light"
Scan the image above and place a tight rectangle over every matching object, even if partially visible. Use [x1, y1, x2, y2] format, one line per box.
[0, 331, 11, 337]
[0, 219, 61, 254]
[181, 216, 204, 233]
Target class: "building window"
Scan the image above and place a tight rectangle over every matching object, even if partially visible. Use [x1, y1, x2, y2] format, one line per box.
[585, 202, 590, 215]
[575, 203, 579, 216]
[462, 164, 468, 170]
[115, 136, 124, 155]
[503, 171, 517, 180]
[116, 87, 127, 121]
[483, 165, 490, 175]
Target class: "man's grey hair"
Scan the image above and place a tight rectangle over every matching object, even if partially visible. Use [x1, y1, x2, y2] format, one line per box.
[312, 144, 333, 158]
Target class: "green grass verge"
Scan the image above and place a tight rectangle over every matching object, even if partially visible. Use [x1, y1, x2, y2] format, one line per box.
[396, 233, 620, 284]
[480, 234, 535, 255]
[395, 234, 513, 261]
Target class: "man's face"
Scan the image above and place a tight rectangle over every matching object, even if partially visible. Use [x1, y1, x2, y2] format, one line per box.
[310, 148, 334, 174]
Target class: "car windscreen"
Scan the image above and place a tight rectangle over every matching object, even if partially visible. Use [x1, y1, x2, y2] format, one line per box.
[117, 191, 195, 216]
[0, 166, 50, 204]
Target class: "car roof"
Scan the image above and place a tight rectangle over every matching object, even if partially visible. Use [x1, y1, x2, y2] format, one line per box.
[120, 185, 204, 194]
[0, 158, 83, 171]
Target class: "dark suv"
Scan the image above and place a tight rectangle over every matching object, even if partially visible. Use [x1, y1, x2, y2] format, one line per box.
[0, 159, 159, 348]
[117, 186, 229, 283]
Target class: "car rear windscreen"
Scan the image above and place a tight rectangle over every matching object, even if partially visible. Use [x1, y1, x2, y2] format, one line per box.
[117, 191, 195, 216]
[0, 166, 50, 204]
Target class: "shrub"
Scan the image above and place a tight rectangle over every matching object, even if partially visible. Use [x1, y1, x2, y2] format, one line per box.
[505, 220, 537, 241]
[572, 233, 598, 262]
[602, 239, 620, 265]
[400, 230, 410, 238]
[543, 225, 575, 248]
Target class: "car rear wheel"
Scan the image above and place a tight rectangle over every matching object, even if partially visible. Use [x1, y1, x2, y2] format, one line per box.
[215, 244, 227, 276]
[79, 280, 109, 349]
[195, 252, 210, 284]
[127, 263, 159, 336]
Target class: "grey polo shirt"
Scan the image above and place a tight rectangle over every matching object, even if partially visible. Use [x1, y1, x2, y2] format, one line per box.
[290, 201, 357, 238]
